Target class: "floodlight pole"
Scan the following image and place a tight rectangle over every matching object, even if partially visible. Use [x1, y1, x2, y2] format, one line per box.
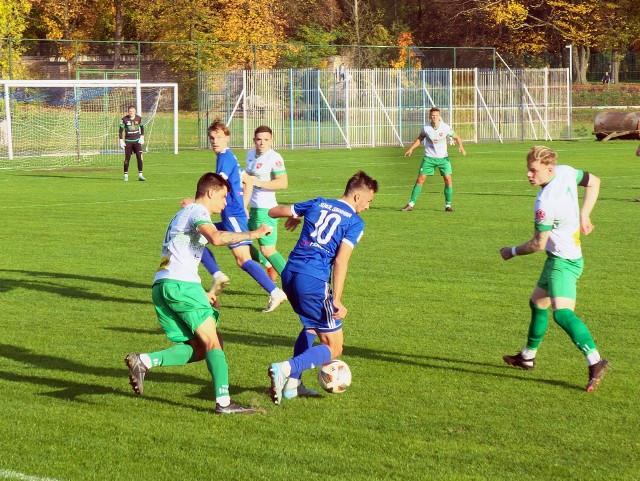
[566, 44, 573, 140]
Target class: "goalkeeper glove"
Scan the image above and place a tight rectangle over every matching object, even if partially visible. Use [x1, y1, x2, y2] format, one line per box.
[119, 139, 125, 149]
[139, 136, 144, 145]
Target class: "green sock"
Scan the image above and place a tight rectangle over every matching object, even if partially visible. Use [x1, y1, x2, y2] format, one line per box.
[147, 343, 194, 367]
[205, 349, 230, 399]
[250, 244, 270, 267]
[526, 300, 550, 350]
[553, 308, 597, 355]
[444, 186, 453, 205]
[267, 252, 287, 274]
[409, 184, 422, 204]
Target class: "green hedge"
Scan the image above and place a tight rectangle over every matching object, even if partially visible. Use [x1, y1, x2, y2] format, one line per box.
[572, 83, 640, 107]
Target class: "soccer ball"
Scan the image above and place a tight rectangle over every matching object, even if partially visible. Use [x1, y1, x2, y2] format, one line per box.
[317, 360, 352, 393]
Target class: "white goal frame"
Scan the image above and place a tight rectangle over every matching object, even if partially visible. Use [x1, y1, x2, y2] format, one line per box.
[141, 82, 179, 155]
[1, 79, 178, 165]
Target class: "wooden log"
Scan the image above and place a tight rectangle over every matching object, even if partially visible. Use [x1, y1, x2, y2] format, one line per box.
[593, 112, 640, 140]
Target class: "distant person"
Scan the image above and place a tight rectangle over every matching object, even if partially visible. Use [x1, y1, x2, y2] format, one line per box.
[184, 119, 288, 313]
[125, 172, 273, 414]
[244, 125, 288, 280]
[267, 171, 379, 405]
[119, 105, 145, 181]
[401, 107, 466, 212]
[602, 71, 611, 84]
[500, 146, 610, 393]
[339, 63, 345, 82]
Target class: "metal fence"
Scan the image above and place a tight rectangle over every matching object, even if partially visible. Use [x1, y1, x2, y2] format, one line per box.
[198, 68, 570, 149]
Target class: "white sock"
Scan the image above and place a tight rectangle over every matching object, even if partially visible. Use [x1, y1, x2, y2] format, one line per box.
[284, 378, 301, 391]
[586, 350, 601, 366]
[279, 361, 292, 377]
[139, 353, 153, 369]
[270, 287, 284, 297]
[216, 395, 231, 407]
[521, 348, 537, 360]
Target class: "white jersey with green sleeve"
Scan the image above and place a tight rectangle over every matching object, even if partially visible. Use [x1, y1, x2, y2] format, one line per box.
[534, 165, 584, 260]
[245, 148, 286, 209]
[421, 121, 454, 158]
[154, 202, 213, 283]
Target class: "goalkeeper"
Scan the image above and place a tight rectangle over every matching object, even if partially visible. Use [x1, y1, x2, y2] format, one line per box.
[119, 105, 145, 181]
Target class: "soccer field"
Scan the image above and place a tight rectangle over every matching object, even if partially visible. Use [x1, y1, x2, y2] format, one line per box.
[0, 141, 638, 480]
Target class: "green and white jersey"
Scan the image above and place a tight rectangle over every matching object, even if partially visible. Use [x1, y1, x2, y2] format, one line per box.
[245, 148, 286, 209]
[154, 203, 213, 283]
[534, 165, 584, 260]
[421, 121, 454, 158]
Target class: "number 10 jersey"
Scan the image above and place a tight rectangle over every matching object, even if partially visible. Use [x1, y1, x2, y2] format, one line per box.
[285, 197, 365, 282]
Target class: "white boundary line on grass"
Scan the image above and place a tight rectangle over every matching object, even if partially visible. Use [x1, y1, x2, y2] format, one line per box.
[0, 470, 62, 481]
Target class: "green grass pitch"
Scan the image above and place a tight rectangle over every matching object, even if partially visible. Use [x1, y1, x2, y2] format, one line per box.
[0, 140, 638, 480]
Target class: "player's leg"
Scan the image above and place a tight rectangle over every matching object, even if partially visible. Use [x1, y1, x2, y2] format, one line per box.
[283, 329, 320, 399]
[123, 143, 133, 181]
[250, 208, 285, 276]
[547, 258, 609, 391]
[133, 143, 145, 181]
[125, 281, 214, 395]
[269, 272, 337, 404]
[226, 215, 286, 311]
[201, 243, 229, 296]
[503, 286, 550, 370]
[402, 157, 433, 210]
[193, 317, 254, 413]
[440, 158, 453, 211]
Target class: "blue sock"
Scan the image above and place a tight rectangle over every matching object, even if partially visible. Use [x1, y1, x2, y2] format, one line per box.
[289, 344, 331, 379]
[289, 330, 317, 381]
[201, 247, 220, 276]
[241, 260, 276, 293]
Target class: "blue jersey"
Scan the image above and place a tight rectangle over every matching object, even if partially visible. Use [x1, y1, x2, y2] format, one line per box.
[216, 148, 246, 219]
[285, 197, 365, 282]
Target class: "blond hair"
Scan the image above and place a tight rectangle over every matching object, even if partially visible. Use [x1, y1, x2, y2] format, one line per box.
[527, 146, 557, 166]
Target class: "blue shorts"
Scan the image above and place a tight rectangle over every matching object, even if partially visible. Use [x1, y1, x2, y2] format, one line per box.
[281, 269, 342, 333]
[215, 215, 252, 249]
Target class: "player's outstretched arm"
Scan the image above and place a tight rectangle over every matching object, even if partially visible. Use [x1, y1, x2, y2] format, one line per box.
[500, 229, 550, 260]
[198, 223, 272, 246]
[268, 205, 293, 218]
[580, 174, 600, 236]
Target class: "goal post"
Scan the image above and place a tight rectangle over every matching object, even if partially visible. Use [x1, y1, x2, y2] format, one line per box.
[141, 83, 179, 155]
[0, 79, 178, 170]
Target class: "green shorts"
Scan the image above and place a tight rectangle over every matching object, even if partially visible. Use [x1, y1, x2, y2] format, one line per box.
[419, 156, 452, 176]
[536, 254, 584, 300]
[152, 279, 219, 343]
[249, 207, 279, 247]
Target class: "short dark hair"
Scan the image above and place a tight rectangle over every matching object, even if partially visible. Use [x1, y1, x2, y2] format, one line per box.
[127, 105, 136, 111]
[429, 107, 440, 114]
[254, 125, 272, 136]
[207, 118, 230, 136]
[344, 171, 379, 196]
[195, 172, 231, 198]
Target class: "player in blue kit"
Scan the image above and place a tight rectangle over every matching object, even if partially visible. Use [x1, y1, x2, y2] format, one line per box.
[266, 171, 379, 404]
[184, 119, 287, 312]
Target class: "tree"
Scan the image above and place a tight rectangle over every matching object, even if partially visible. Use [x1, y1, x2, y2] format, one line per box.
[29, 0, 116, 76]
[0, 0, 31, 78]
[208, 0, 288, 69]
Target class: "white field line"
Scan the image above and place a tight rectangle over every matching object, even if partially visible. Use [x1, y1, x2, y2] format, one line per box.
[0, 470, 63, 481]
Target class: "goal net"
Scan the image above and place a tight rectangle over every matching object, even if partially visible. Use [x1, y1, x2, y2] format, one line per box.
[0, 79, 178, 170]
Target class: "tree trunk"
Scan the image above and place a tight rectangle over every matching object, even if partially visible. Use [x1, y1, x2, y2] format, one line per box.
[114, 0, 124, 69]
[354, 0, 360, 45]
[575, 45, 590, 84]
[612, 50, 621, 83]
